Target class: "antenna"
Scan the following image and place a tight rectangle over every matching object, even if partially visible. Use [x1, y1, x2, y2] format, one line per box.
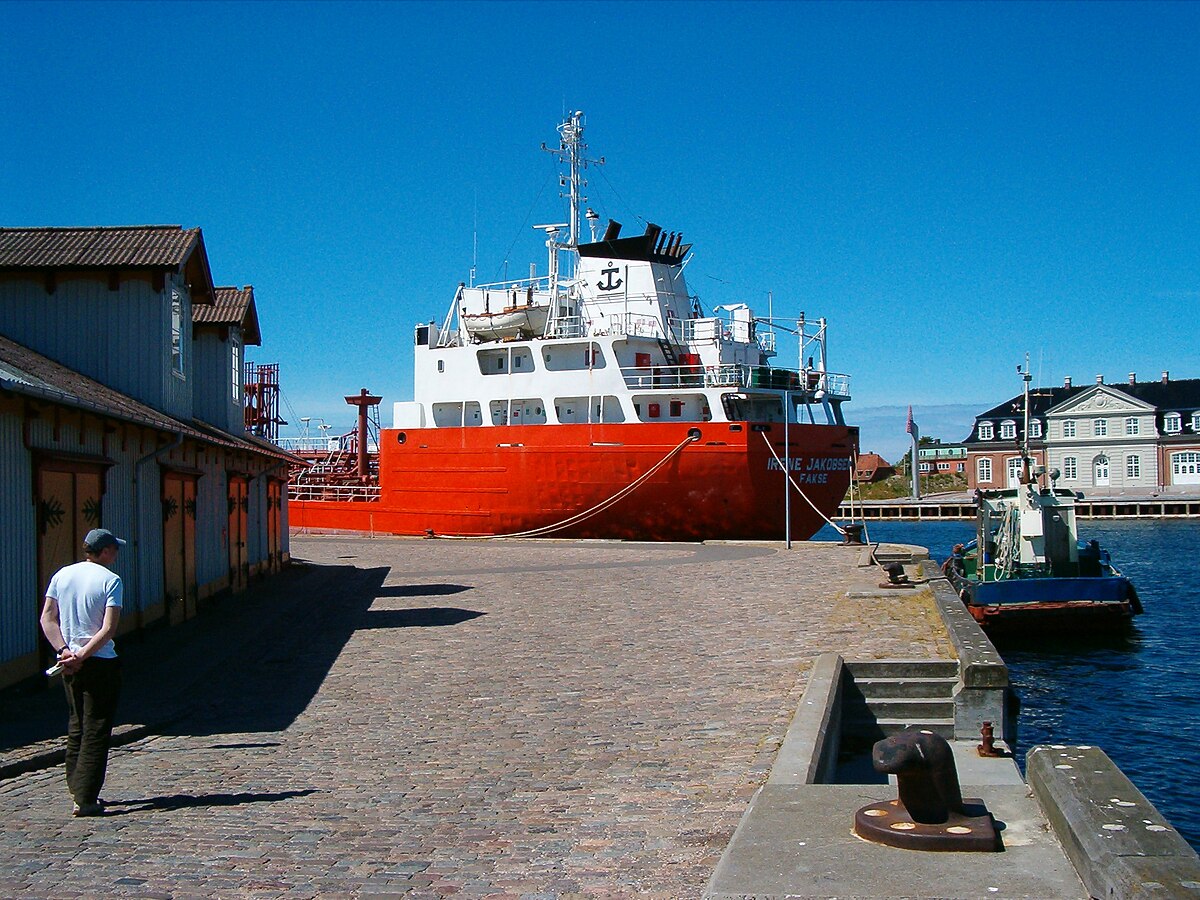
[470, 190, 478, 288]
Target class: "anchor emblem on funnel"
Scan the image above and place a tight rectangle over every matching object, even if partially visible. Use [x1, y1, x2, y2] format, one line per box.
[597, 266, 622, 292]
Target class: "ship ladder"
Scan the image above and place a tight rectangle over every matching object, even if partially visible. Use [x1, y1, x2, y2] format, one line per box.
[433, 432, 700, 540]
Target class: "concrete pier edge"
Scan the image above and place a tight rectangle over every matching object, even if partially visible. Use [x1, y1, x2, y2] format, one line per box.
[706, 546, 1200, 898]
[1027, 744, 1200, 899]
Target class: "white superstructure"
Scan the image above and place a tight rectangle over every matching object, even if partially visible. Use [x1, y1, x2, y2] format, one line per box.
[393, 111, 851, 432]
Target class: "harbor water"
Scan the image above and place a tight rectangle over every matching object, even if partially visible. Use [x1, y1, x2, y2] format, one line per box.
[817, 518, 1200, 852]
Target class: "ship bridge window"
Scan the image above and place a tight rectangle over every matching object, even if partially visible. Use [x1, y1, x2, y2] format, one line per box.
[554, 395, 625, 424]
[719, 394, 784, 423]
[433, 401, 483, 428]
[490, 398, 546, 425]
[542, 342, 605, 371]
[633, 394, 709, 423]
[478, 347, 535, 375]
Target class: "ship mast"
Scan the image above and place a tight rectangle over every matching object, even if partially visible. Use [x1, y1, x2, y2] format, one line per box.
[541, 110, 603, 278]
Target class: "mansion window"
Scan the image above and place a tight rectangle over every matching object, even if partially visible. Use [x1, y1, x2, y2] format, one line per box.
[1125, 417, 1139, 436]
[1174, 451, 1200, 477]
[1127, 454, 1141, 479]
[1164, 413, 1181, 433]
[1028, 420, 1042, 438]
[1062, 419, 1076, 438]
[999, 420, 1016, 441]
[1193, 412, 1200, 431]
[1094, 418, 1107, 437]
[977, 458, 992, 483]
[978, 422, 993, 440]
[1063, 456, 1077, 480]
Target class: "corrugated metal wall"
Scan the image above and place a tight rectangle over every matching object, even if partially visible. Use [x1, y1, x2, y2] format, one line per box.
[193, 330, 243, 434]
[0, 274, 175, 415]
[195, 452, 229, 592]
[0, 399, 37, 666]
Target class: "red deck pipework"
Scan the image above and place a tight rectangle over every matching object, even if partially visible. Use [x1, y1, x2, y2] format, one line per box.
[345, 388, 382, 481]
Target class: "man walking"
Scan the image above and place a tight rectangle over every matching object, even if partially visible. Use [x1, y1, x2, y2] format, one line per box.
[40, 528, 125, 817]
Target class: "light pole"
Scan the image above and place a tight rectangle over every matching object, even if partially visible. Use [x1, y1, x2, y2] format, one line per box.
[300, 417, 311, 447]
[784, 390, 792, 549]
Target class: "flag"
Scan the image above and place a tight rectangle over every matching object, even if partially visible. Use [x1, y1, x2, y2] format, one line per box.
[905, 405, 916, 436]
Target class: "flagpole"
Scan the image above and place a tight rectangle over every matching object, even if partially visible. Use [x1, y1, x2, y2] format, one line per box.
[907, 406, 921, 500]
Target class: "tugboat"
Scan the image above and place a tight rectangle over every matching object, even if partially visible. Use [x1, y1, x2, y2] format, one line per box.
[288, 111, 858, 541]
[944, 361, 1142, 634]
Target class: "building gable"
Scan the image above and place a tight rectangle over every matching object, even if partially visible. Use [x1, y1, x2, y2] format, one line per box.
[1045, 384, 1155, 418]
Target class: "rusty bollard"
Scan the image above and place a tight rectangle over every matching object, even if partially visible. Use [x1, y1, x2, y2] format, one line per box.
[977, 721, 1010, 758]
[878, 561, 914, 590]
[853, 726, 1000, 851]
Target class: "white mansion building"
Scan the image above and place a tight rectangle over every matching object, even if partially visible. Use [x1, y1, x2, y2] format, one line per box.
[965, 372, 1200, 494]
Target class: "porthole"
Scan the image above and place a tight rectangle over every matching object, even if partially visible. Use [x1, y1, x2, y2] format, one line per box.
[688, 427, 702, 441]
[396, 432, 407, 444]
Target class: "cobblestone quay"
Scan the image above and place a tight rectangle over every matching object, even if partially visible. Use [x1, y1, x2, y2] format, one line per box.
[1, 536, 950, 897]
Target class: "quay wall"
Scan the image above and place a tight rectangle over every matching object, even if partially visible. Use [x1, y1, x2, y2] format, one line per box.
[839, 495, 1200, 521]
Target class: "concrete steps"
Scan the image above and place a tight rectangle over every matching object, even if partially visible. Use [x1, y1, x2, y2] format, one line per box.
[841, 659, 959, 741]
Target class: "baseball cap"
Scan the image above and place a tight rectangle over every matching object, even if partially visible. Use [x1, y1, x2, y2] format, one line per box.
[83, 528, 127, 552]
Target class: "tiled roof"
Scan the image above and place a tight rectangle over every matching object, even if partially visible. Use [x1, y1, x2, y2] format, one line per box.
[195, 286, 262, 345]
[0, 225, 215, 304]
[0, 333, 293, 462]
[0, 226, 200, 269]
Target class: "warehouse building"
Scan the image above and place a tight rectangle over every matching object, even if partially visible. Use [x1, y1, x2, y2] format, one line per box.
[0, 226, 292, 688]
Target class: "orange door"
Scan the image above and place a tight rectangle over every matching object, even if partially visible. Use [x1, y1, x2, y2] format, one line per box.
[36, 463, 105, 665]
[162, 473, 198, 623]
[266, 479, 282, 573]
[227, 477, 249, 592]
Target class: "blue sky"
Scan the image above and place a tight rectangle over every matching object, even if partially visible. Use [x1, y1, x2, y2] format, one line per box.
[3, 1, 1197, 462]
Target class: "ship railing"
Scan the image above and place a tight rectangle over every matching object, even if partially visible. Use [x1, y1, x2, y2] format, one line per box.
[288, 482, 381, 502]
[619, 363, 853, 397]
[678, 317, 776, 354]
[546, 315, 587, 339]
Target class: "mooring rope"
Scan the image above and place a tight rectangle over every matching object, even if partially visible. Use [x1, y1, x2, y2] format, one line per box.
[433, 432, 699, 540]
[760, 431, 848, 536]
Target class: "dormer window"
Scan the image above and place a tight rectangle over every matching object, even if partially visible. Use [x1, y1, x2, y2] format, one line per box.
[1028, 420, 1042, 438]
[1192, 412, 1200, 431]
[999, 420, 1016, 441]
[1164, 413, 1181, 433]
[978, 422, 993, 440]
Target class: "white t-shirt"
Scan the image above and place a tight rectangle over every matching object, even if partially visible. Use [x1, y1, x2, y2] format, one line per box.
[46, 560, 123, 659]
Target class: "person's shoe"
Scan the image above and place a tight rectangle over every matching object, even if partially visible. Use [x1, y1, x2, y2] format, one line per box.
[72, 801, 104, 817]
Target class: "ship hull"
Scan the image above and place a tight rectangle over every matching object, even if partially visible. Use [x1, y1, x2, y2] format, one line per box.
[289, 421, 857, 541]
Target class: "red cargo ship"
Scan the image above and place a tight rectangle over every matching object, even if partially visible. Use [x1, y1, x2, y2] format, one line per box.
[289, 112, 857, 541]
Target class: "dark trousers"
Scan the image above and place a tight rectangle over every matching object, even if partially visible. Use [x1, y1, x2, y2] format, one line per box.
[62, 657, 121, 805]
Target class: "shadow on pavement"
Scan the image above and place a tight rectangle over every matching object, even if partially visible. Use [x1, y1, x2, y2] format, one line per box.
[1, 561, 485, 758]
[359, 607, 485, 629]
[104, 788, 318, 815]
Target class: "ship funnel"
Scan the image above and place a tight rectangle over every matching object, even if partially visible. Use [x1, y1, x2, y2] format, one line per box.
[603, 219, 622, 241]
